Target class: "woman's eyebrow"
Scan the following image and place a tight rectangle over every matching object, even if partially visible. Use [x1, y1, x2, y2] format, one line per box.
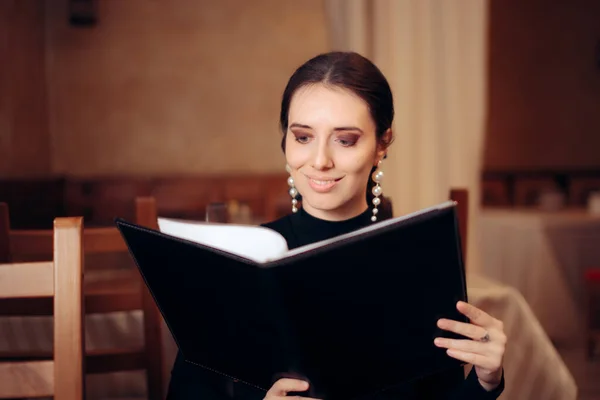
[289, 123, 363, 134]
[333, 126, 363, 133]
[289, 123, 312, 129]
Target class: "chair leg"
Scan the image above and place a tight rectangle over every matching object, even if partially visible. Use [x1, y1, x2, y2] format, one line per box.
[586, 281, 596, 361]
[142, 284, 165, 400]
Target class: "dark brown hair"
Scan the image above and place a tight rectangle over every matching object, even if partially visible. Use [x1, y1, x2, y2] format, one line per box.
[279, 51, 395, 215]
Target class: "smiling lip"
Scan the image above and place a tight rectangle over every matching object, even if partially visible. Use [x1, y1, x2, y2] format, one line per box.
[305, 175, 344, 193]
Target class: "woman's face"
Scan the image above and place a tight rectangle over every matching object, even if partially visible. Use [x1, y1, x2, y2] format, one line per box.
[285, 83, 387, 221]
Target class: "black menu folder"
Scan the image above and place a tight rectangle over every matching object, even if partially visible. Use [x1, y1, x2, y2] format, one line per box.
[115, 200, 469, 400]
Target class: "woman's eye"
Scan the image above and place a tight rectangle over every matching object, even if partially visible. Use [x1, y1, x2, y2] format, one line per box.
[336, 136, 358, 147]
[294, 135, 310, 144]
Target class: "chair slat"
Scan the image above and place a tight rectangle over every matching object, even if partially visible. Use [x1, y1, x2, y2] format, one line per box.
[9, 230, 53, 257]
[53, 217, 85, 400]
[0, 349, 53, 361]
[0, 288, 141, 316]
[0, 360, 54, 398]
[0, 262, 54, 298]
[10, 227, 127, 258]
[0, 347, 147, 374]
[83, 227, 127, 253]
[86, 348, 146, 374]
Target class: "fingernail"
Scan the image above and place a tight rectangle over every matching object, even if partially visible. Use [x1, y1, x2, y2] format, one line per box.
[434, 338, 443, 346]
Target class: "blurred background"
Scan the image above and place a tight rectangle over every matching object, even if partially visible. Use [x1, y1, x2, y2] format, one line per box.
[1, 0, 599, 399]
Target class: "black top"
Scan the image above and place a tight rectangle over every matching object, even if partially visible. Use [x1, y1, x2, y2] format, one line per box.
[165, 207, 505, 400]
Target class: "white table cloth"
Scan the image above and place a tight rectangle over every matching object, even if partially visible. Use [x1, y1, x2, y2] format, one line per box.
[479, 208, 600, 344]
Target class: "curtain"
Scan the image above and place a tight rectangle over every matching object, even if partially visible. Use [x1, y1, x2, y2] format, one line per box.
[324, 0, 488, 274]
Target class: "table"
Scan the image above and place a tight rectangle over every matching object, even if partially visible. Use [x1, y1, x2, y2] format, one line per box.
[0, 273, 577, 400]
[479, 208, 600, 344]
[468, 274, 577, 400]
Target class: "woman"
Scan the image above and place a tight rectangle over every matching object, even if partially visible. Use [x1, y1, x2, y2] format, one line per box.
[166, 51, 506, 399]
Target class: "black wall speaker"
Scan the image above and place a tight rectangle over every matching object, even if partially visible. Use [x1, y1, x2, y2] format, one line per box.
[68, 0, 97, 27]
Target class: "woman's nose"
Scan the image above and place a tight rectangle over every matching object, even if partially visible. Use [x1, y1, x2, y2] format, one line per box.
[311, 143, 334, 170]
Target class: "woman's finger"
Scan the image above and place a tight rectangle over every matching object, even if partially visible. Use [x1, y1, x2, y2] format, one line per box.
[434, 337, 488, 355]
[444, 348, 500, 371]
[266, 378, 309, 397]
[266, 397, 322, 400]
[456, 301, 501, 329]
[437, 318, 489, 341]
[434, 336, 504, 357]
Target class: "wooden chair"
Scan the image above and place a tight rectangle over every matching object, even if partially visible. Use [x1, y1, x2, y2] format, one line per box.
[449, 188, 469, 271]
[569, 177, 600, 207]
[584, 268, 600, 360]
[0, 198, 164, 400]
[0, 217, 84, 400]
[481, 178, 511, 207]
[513, 177, 560, 207]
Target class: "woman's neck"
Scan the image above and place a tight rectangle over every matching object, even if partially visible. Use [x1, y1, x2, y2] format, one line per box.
[301, 198, 369, 222]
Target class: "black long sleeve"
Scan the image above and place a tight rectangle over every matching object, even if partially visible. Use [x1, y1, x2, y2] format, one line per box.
[444, 368, 505, 400]
[166, 351, 504, 400]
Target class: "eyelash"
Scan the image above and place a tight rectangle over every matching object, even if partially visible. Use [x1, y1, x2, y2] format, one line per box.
[293, 135, 357, 147]
[294, 135, 310, 144]
[336, 138, 357, 147]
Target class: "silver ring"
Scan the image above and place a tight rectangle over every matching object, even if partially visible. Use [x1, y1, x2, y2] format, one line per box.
[480, 331, 490, 342]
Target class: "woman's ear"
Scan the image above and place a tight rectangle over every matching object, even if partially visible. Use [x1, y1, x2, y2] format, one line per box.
[376, 128, 393, 163]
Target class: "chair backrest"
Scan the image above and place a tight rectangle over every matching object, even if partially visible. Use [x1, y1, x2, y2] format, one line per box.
[0, 199, 164, 400]
[449, 188, 469, 270]
[0, 217, 84, 400]
[2, 206, 131, 315]
[0, 203, 9, 263]
[1, 197, 138, 270]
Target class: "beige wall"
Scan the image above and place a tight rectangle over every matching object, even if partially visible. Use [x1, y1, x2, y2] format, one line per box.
[0, 0, 51, 178]
[45, 0, 329, 177]
[483, 0, 600, 170]
[4, 0, 600, 178]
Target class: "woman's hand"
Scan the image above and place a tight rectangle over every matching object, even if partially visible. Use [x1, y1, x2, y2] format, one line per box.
[434, 301, 506, 391]
[264, 378, 321, 399]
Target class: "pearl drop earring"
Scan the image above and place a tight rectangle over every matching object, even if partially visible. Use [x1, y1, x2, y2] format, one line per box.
[286, 164, 299, 213]
[371, 161, 384, 222]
